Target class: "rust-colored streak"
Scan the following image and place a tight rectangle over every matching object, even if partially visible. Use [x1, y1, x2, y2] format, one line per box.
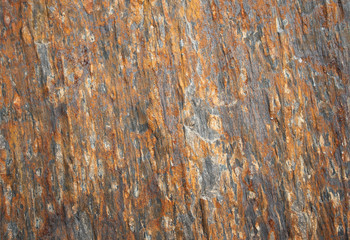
[0, 0, 349, 239]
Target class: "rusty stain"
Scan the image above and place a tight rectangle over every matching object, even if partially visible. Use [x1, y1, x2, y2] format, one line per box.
[0, 0, 349, 239]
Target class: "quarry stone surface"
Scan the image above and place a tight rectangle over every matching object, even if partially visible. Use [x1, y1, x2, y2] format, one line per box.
[0, 0, 349, 239]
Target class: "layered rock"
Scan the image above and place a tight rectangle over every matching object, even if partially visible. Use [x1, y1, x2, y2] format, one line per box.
[0, 0, 349, 239]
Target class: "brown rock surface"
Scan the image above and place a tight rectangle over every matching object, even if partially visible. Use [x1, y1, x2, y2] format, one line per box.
[0, 0, 349, 239]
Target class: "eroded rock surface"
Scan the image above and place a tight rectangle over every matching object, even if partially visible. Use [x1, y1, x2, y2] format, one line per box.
[0, 0, 349, 239]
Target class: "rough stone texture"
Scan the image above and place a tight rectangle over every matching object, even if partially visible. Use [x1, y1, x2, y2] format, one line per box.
[0, 0, 349, 239]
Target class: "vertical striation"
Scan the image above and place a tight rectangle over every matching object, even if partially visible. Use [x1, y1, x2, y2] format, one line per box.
[0, 0, 349, 239]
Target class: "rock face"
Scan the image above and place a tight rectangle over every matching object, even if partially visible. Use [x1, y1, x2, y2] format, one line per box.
[0, 0, 349, 239]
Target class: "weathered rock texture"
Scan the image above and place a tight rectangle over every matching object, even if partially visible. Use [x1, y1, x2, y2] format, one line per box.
[0, 0, 349, 239]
